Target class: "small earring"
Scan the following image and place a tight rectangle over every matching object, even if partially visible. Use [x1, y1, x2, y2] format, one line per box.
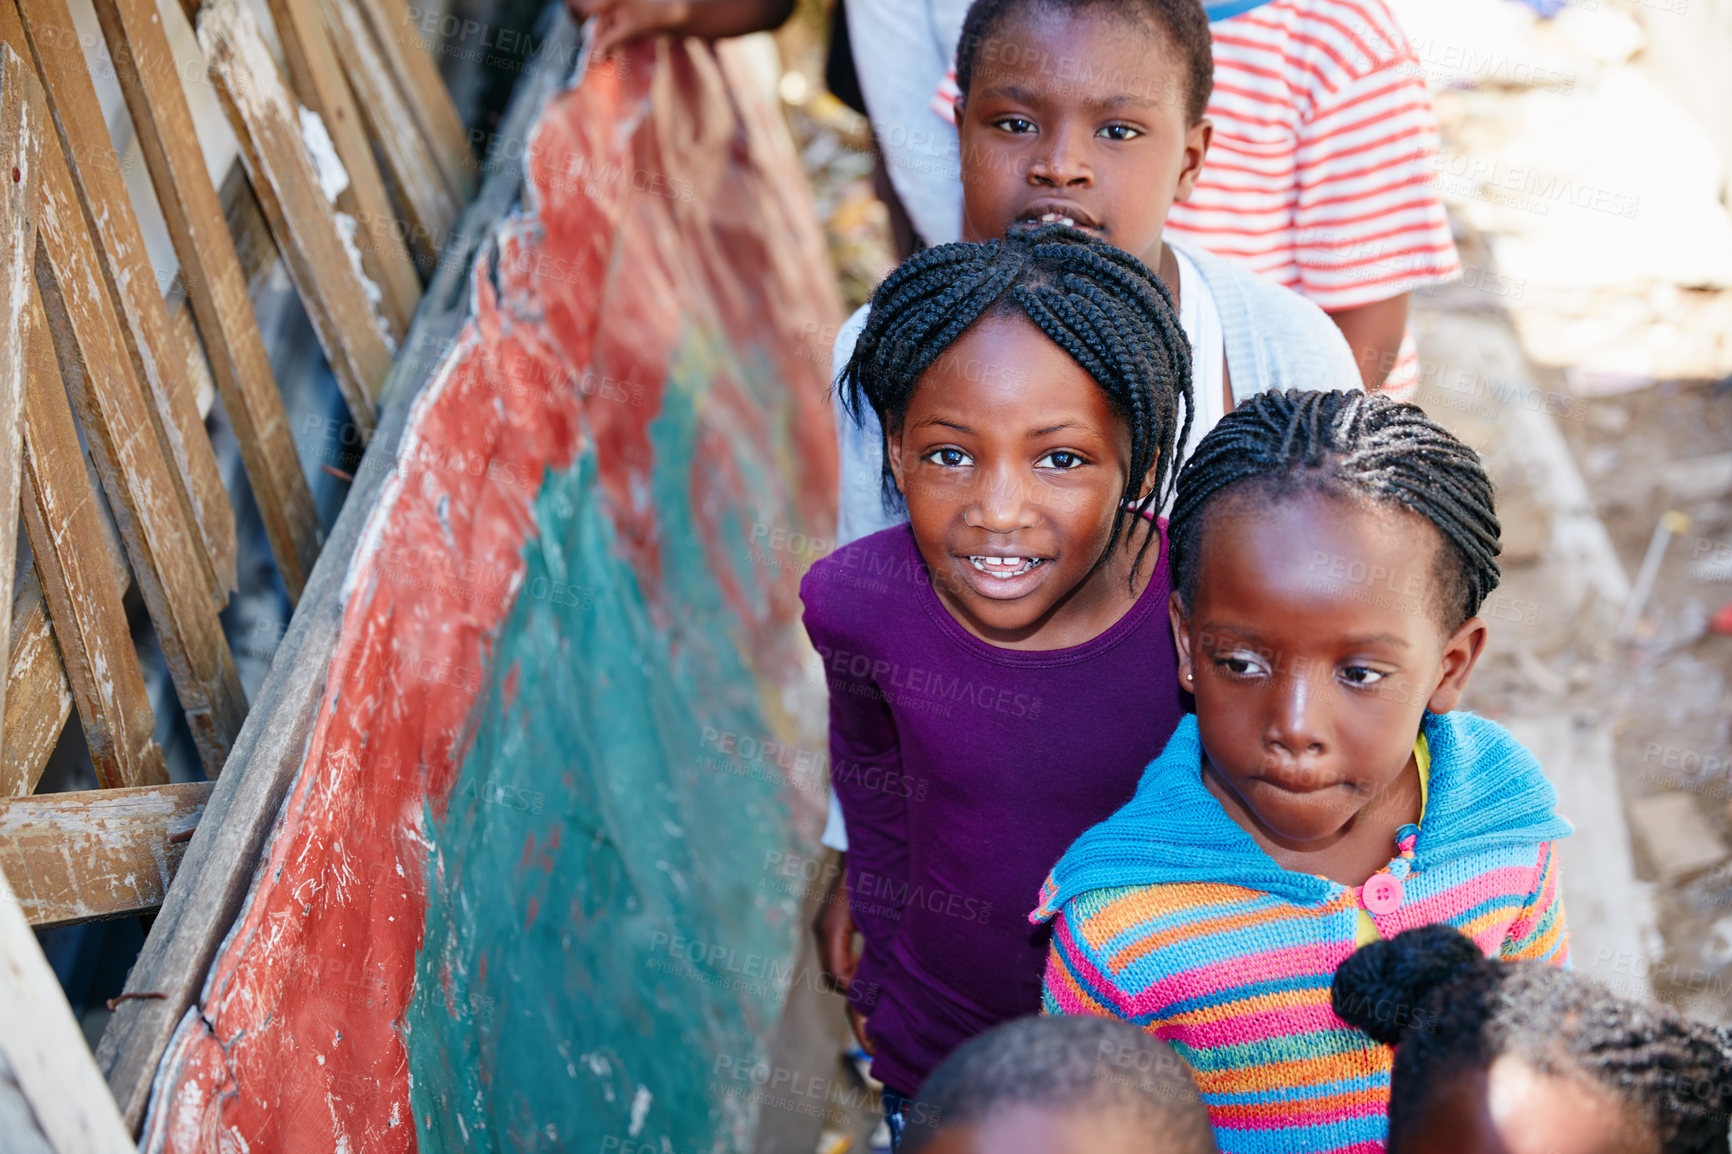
[1184, 671, 1193, 683]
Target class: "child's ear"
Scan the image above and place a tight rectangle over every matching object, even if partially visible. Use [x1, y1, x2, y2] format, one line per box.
[1135, 449, 1161, 507]
[887, 422, 907, 496]
[1174, 118, 1213, 203]
[1168, 591, 1195, 689]
[1425, 615, 1489, 714]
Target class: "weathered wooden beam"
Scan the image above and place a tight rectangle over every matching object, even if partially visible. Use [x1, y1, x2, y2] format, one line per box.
[349, 0, 477, 203]
[0, 782, 214, 927]
[322, 0, 463, 276]
[266, 0, 421, 339]
[0, 863, 136, 1151]
[94, 0, 322, 606]
[0, 45, 39, 754]
[13, 0, 237, 609]
[93, 11, 583, 1129]
[22, 282, 168, 792]
[0, 574, 72, 797]
[200, 0, 393, 433]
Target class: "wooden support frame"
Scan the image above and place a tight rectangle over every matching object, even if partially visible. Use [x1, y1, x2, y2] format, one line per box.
[200, 0, 393, 433]
[349, 0, 477, 203]
[30, 98, 247, 778]
[94, 13, 583, 1127]
[94, 0, 323, 606]
[0, 783, 214, 927]
[12, 0, 237, 610]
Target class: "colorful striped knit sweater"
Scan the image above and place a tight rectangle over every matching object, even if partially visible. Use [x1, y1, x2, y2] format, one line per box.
[1032, 711, 1572, 1154]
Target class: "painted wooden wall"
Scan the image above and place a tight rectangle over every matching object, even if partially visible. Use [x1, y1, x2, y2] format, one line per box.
[139, 34, 840, 1153]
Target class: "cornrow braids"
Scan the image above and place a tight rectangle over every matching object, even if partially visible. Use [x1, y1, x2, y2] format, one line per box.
[1167, 389, 1502, 631]
[954, 0, 1214, 125]
[840, 223, 1193, 584]
[1334, 926, 1732, 1154]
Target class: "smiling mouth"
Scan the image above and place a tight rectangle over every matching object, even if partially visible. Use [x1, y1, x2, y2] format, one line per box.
[1018, 208, 1103, 231]
[968, 556, 1047, 579]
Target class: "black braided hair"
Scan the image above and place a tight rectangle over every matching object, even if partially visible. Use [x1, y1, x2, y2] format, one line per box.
[954, 0, 1214, 125]
[1167, 389, 1501, 631]
[901, 1015, 1219, 1153]
[1333, 925, 1732, 1153]
[840, 222, 1193, 585]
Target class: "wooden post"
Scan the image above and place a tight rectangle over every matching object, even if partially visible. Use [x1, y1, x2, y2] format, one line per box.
[22, 281, 169, 791]
[350, 0, 477, 202]
[265, 0, 422, 339]
[93, 0, 323, 606]
[201, 0, 392, 432]
[0, 45, 39, 749]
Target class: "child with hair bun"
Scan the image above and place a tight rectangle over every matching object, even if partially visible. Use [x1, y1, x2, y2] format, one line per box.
[1334, 924, 1732, 1154]
[1035, 390, 1573, 1153]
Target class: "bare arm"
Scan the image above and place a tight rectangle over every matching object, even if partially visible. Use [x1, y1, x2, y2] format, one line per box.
[565, 0, 796, 59]
[1326, 292, 1410, 392]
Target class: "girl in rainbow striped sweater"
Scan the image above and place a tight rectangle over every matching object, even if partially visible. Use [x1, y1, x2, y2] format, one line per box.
[1033, 390, 1572, 1154]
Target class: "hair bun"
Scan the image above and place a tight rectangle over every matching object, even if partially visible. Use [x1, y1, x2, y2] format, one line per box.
[1332, 925, 1485, 1046]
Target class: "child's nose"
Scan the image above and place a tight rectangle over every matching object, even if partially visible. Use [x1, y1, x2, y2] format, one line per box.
[1028, 126, 1091, 188]
[1265, 670, 1327, 759]
[968, 467, 1038, 532]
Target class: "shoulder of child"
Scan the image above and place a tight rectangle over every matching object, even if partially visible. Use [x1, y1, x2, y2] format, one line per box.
[1169, 239, 1361, 395]
[798, 524, 926, 634]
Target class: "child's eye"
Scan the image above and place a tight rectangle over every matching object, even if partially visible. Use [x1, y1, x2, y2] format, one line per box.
[1213, 653, 1268, 679]
[994, 116, 1037, 135]
[1339, 666, 1387, 687]
[924, 447, 972, 468]
[1098, 124, 1142, 141]
[1035, 450, 1084, 470]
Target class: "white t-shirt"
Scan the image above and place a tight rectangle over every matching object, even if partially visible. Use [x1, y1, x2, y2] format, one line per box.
[820, 260, 1225, 851]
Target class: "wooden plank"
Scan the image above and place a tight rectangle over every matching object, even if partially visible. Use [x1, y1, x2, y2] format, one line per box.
[323, 0, 463, 276]
[349, 0, 476, 203]
[0, 863, 136, 1153]
[266, 0, 421, 340]
[93, 12, 584, 1129]
[200, 0, 392, 432]
[1, 574, 72, 797]
[0, 45, 39, 756]
[13, 0, 236, 610]
[26, 109, 246, 779]
[93, 0, 321, 606]
[0, 782, 214, 927]
[22, 283, 168, 792]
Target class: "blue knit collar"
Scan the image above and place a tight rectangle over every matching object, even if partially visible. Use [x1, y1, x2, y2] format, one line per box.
[1033, 711, 1572, 914]
[1206, 0, 1276, 20]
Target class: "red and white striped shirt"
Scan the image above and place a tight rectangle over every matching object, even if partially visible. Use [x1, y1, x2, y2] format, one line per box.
[1166, 0, 1459, 314]
[934, 0, 1458, 391]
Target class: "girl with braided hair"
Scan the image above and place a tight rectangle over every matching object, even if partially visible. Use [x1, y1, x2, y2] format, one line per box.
[799, 224, 1193, 1144]
[1334, 924, 1732, 1154]
[1035, 389, 1574, 1153]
